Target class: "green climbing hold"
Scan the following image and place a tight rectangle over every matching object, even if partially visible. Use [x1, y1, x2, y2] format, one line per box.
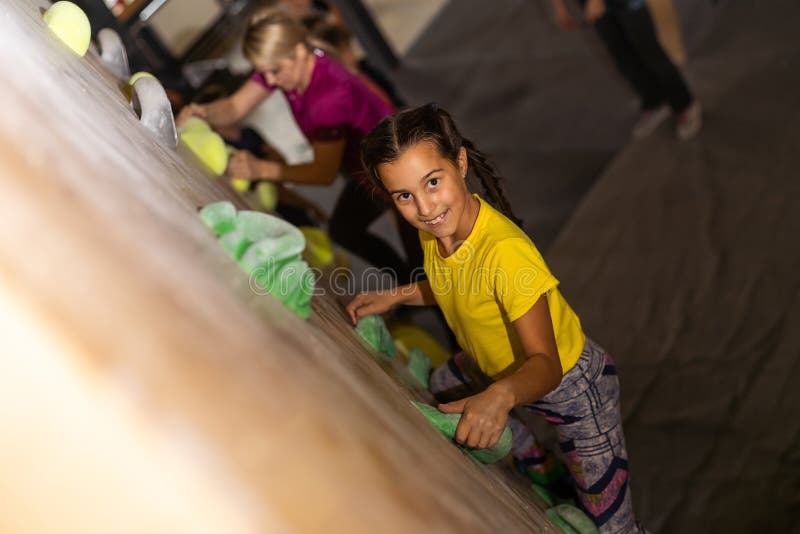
[239, 236, 305, 277]
[234, 212, 307, 295]
[250, 255, 298, 295]
[355, 314, 396, 359]
[412, 400, 458, 435]
[218, 230, 251, 261]
[531, 483, 554, 507]
[272, 259, 306, 297]
[551, 505, 599, 534]
[235, 210, 304, 245]
[406, 348, 432, 388]
[546, 508, 580, 534]
[198, 202, 315, 320]
[411, 401, 513, 464]
[280, 261, 314, 319]
[248, 256, 313, 318]
[199, 201, 237, 235]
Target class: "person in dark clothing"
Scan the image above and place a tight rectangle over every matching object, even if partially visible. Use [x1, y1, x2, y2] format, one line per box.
[552, 0, 702, 140]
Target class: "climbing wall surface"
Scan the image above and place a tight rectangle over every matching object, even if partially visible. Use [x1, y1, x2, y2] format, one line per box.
[0, 1, 555, 532]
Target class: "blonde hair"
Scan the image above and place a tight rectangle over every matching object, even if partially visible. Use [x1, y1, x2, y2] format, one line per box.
[243, 7, 334, 67]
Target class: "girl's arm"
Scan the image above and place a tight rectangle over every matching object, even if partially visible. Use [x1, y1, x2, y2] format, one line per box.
[489, 296, 563, 403]
[439, 296, 563, 449]
[346, 281, 436, 324]
[227, 139, 346, 185]
[176, 80, 270, 129]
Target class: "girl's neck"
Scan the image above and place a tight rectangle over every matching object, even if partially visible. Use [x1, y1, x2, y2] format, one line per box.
[297, 50, 317, 94]
[437, 195, 481, 257]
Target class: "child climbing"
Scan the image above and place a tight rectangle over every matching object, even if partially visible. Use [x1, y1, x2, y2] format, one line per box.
[346, 104, 646, 534]
[176, 7, 422, 284]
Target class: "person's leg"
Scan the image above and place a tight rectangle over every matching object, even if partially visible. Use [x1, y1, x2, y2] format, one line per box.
[429, 352, 490, 402]
[328, 179, 412, 283]
[616, 4, 693, 113]
[593, 10, 664, 110]
[528, 338, 642, 534]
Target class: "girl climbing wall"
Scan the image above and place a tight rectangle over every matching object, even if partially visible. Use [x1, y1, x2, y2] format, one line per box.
[346, 104, 648, 534]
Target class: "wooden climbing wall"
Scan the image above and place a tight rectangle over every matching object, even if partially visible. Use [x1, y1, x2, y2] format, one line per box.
[0, 1, 556, 532]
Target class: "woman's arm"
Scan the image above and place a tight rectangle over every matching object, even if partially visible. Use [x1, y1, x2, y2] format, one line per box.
[439, 296, 563, 449]
[176, 80, 270, 128]
[346, 281, 436, 324]
[272, 139, 347, 185]
[227, 138, 346, 185]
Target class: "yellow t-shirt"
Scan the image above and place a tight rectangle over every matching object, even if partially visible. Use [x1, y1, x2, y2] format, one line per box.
[421, 195, 585, 377]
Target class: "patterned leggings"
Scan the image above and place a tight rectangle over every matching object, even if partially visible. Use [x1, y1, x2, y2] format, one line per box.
[429, 338, 641, 534]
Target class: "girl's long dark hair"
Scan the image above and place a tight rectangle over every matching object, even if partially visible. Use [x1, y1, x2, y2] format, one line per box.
[361, 103, 522, 226]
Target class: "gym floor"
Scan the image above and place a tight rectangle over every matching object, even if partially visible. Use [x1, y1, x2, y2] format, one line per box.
[366, 0, 800, 531]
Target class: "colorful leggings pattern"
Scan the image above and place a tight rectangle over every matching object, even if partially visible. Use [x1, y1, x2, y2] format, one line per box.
[429, 338, 640, 534]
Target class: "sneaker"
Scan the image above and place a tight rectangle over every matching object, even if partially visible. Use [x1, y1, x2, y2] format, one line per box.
[676, 102, 702, 140]
[515, 451, 577, 503]
[632, 105, 670, 138]
[521, 454, 567, 486]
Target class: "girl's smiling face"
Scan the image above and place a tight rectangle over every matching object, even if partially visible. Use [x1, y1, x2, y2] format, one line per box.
[377, 141, 478, 250]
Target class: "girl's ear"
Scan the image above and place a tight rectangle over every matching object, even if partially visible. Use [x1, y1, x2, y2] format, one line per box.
[458, 146, 468, 179]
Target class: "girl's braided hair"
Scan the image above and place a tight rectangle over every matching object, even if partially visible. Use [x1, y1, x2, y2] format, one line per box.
[361, 103, 522, 226]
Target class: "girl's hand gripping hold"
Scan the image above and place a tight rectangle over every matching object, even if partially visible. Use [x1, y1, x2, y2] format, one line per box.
[346, 290, 401, 325]
[227, 150, 280, 181]
[346, 281, 435, 325]
[438, 383, 515, 450]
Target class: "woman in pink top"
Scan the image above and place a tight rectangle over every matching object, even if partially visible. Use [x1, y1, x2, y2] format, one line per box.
[177, 7, 421, 283]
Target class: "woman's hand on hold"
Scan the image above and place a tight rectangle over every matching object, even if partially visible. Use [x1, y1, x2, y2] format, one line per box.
[175, 103, 207, 128]
[346, 290, 400, 325]
[227, 150, 279, 181]
[438, 384, 514, 449]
